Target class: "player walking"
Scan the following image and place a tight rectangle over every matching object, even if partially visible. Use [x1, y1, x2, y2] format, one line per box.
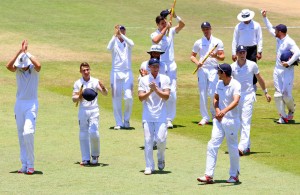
[231, 45, 271, 156]
[261, 10, 300, 123]
[151, 10, 185, 128]
[138, 58, 170, 175]
[6, 40, 41, 174]
[197, 63, 241, 184]
[107, 25, 134, 130]
[72, 62, 108, 165]
[190, 22, 225, 125]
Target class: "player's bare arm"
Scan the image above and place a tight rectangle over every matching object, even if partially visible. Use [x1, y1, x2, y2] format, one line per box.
[138, 90, 153, 102]
[98, 80, 108, 96]
[255, 73, 271, 102]
[150, 82, 170, 100]
[173, 11, 185, 33]
[190, 52, 203, 69]
[210, 50, 225, 61]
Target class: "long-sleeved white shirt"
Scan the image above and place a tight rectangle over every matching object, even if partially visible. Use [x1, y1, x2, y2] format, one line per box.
[232, 20, 263, 55]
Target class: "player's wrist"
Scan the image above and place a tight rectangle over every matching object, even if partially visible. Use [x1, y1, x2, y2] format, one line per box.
[263, 88, 268, 94]
[176, 16, 182, 22]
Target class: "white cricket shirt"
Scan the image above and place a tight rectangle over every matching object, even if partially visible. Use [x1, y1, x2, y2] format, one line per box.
[16, 65, 39, 100]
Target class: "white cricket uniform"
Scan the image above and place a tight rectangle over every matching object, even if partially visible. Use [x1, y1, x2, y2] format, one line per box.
[107, 34, 134, 126]
[14, 65, 39, 169]
[138, 73, 170, 170]
[205, 78, 241, 178]
[192, 35, 224, 121]
[263, 17, 300, 117]
[231, 60, 259, 151]
[151, 27, 177, 121]
[73, 77, 103, 161]
[232, 20, 263, 56]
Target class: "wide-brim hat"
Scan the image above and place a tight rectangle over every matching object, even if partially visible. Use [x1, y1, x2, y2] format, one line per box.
[237, 9, 255, 22]
[14, 52, 32, 68]
[147, 45, 165, 54]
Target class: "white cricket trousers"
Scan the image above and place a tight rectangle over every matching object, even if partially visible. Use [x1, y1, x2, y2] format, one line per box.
[166, 62, 177, 122]
[143, 121, 167, 170]
[198, 67, 218, 121]
[273, 66, 295, 118]
[205, 117, 240, 177]
[14, 99, 38, 169]
[78, 107, 100, 161]
[111, 71, 133, 126]
[238, 93, 255, 151]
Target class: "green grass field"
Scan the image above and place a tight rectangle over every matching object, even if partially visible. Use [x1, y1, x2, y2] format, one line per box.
[0, 0, 300, 194]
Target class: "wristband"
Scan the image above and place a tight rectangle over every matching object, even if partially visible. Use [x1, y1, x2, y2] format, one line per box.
[26, 52, 33, 59]
[264, 88, 268, 94]
[176, 16, 182, 22]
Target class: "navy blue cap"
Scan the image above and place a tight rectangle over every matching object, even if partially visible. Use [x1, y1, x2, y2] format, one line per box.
[217, 63, 232, 76]
[160, 9, 170, 18]
[148, 58, 160, 66]
[201, 22, 211, 28]
[82, 88, 98, 101]
[236, 45, 247, 52]
[119, 25, 126, 30]
[274, 24, 287, 33]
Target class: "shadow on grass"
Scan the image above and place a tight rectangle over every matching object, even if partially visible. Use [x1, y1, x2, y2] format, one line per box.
[139, 170, 172, 174]
[262, 118, 300, 125]
[109, 126, 136, 130]
[10, 170, 43, 175]
[192, 121, 213, 126]
[139, 146, 168, 150]
[74, 162, 109, 167]
[224, 151, 270, 155]
[198, 180, 242, 186]
[172, 124, 186, 128]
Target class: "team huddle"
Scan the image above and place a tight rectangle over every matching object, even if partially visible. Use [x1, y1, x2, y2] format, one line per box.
[6, 7, 299, 185]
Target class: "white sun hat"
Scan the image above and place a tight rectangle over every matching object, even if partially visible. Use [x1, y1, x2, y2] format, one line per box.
[237, 9, 255, 22]
[147, 45, 165, 54]
[14, 52, 32, 68]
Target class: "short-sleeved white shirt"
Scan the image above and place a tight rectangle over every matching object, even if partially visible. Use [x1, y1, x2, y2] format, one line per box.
[151, 27, 176, 64]
[192, 35, 224, 69]
[215, 78, 241, 118]
[16, 65, 39, 100]
[231, 59, 259, 95]
[73, 76, 100, 109]
[138, 73, 170, 122]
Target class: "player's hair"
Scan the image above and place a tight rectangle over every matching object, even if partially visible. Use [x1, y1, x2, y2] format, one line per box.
[156, 16, 165, 24]
[80, 62, 90, 70]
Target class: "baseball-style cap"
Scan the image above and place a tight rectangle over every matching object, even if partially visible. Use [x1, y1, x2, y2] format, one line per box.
[236, 45, 247, 52]
[216, 63, 232, 76]
[14, 52, 32, 68]
[201, 22, 211, 29]
[119, 25, 126, 30]
[148, 58, 160, 66]
[147, 45, 165, 54]
[274, 24, 287, 33]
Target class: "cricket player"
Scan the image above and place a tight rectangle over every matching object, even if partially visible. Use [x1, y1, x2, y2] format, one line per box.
[138, 58, 170, 175]
[72, 62, 108, 166]
[107, 24, 134, 130]
[231, 45, 271, 156]
[197, 63, 241, 184]
[6, 40, 41, 174]
[261, 10, 300, 124]
[151, 10, 185, 128]
[190, 22, 225, 126]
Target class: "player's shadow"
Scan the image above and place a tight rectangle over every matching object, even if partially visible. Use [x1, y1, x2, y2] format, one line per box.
[192, 121, 213, 126]
[172, 124, 186, 128]
[139, 170, 172, 174]
[74, 162, 109, 167]
[139, 146, 168, 150]
[10, 170, 43, 175]
[109, 126, 135, 130]
[224, 151, 270, 155]
[198, 180, 242, 186]
[262, 118, 300, 125]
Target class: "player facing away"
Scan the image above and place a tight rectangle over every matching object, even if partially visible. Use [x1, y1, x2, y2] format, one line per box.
[6, 40, 41, 174]
[190, 22, 225, 126]
[138, 58, 170, 175]
[197, 63, 241, 184]
[72, 62, 108, 166]
[151, 10, 185, 129]
[261, 10, 300, 124]
[107, 24, 134, 130]
[231, 45, 271, 156]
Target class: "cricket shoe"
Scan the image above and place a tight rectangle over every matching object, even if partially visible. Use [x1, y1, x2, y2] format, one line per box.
[123, 121, 130, 129]
[26, 168, 35, 175]
[18, 166, 27, 174]
[158, 160, 165, 171]
[277, 116, 288, 124]
[144, 167, 152, 175]
[226, 175, 239, 183]
[197, 175, 214, 184]
[167, 120, 173, 129]
[80, 160, 90, 166]
[91, 156, 99, 165]
[198, 119, 209, 126]
[114, 125, 121, 130]
[287, 111, 294, 121]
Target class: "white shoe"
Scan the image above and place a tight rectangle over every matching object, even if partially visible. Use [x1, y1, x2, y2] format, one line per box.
[18, 166, 27, 173]
[167, 120, 173, 129]
[91, 156, 99, 165]
[198, 119, 208, 126]
[226, 176, 239, 183]
[288, 111, 294, 120]
[158, 160, 165, 171]
[277, 117, 288, 124]
[124, 121, 130, 129]
[114, 125, 121, 130]
[144, 167, 152, 175]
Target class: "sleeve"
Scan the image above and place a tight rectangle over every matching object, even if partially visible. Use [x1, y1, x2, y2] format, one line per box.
[162, 76, 171, 90]
[263, 17, 276, 37]
[288, 41, 300, 65]
[257, 23, 263, 53]
[120, 34, 134, 48]
[215, 81, 220, 95]
[233, 81, 241, 96]
[217, 39, 224, 51]
[107, 35, 116, 51]
[253, 62, 259, 75]
[73, 81, 80, 93]
[232, 24, 239, 55]
[138, 78, 146, 92]
[192, 40, 200, 54]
